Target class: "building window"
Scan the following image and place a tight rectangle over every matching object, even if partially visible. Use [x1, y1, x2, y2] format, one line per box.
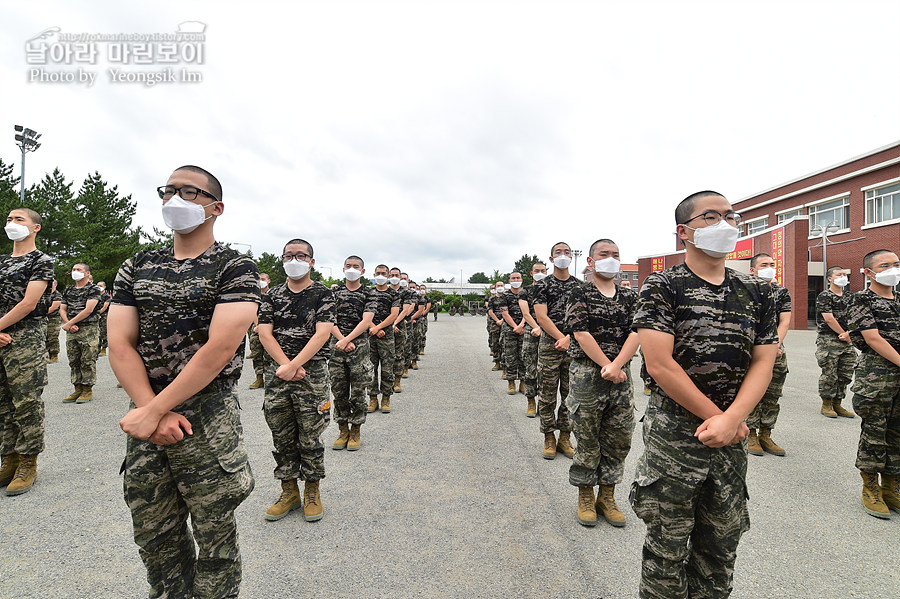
[808, 196, 850, 233]
[865, 181, 900, 225]
[746, 217, 769, 236]
[777, 209, 803, 223]
[632, 273, 638, 280]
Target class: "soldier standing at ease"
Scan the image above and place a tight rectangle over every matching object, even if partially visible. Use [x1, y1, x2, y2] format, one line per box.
[247, 272, 271, 389]
[566, 239, 639, 528]
[632, 191, 777, 599]
[845, 249, 900, 520]
[95, 281, 111, 356]
[500, 272, 526, 396]
[368, 265, 400, 413]
[257, 238, 335, 523]
[407, 281, 423, 370]
[0, 207, 53, 496]
[46, 279, 62, 363]
[488, 283, 505, 374]
[746, 253, 792, 457]
[329, 256, 375, 451]
[389, 268, 414, 390]
[534, 242, 580, 459]
[816, 266, 856, 418]
[418, 284, 431, 355]
[60, 263, 101, 404]
[518, 262, 547, 418]
[112, 165, 259, 598]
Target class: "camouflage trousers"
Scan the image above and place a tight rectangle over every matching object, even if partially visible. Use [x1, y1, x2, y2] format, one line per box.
[630, 394, 750, 599]
[537, 333, 572, 433]
[392, 323, 407, 378]
[850, 352, 900, 475]
[408, 320, 421, 360]
[99, 311, 108, 351]
[329, 338, 372, 426]
[368, 329, 395, 397]
[264, 359, 329, 482]
[502, 323, 524, 381]
[746, 350, 788, 430]
[566, 358, 634, 487]
[419, 318, 427, 351]
[66, 320, 99, 386]
[247, 329, 272, 379]
[46, 312, 62, 358]
[815, 335, 856, 401]
[123, 385, 254, 599]
[489, 320, 502, 362]
[521, 324, 540, 399]
[0, 318, 48, 456]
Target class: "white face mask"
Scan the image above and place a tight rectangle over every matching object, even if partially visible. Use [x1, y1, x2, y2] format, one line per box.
[873, 267, 900, 287]
[161, 197, 215, 234]
[373, 275, 389, 286]
[553, 255, 572, 269]
[593, 257, 620, 278]
[757, 267, 777, 281]
[490, 289, 496, 295]
[685, 220, 739, 258]
[532, 272, 548, 282]
[419, 290, 426, 295]
[510, 281, 522, 289]
[496, 286, 505, 294]
[399, 279, 409, 287]
[259, 280, 269, 289]
[5, 222, 31, 241]
[833, 276, 849, 288]
[283, 258, 311, 280]
[389, 276, 401, 286]
[71, 270, 85, 282]
[344, 268, 362, 282]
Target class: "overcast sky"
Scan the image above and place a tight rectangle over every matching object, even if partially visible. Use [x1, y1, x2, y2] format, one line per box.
[3, 0, 898, 281]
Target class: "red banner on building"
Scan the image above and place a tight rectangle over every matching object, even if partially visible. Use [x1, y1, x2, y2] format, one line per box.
[725, 237, 754, 261]
[772, 228, 784, 286]
[651, 256, 665, 272]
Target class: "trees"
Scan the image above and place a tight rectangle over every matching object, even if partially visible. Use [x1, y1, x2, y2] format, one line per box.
[256, 251, 287, 286]
[468, 271, 489, 283]
[513, 254, 541, 286]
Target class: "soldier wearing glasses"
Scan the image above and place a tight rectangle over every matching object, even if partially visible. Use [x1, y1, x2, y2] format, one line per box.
[111, 166, 260, 599]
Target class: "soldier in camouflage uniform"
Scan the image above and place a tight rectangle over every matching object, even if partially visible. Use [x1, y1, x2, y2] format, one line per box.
[95, 281, 110, 356]
[247, 272, 271, 389]
[631, 191, 778, 599]
[518, 262, 547, 417]
[45, 279, 63, 363]
[399, 273, 418, 374]
[329, 256, 375, 451]
[846, 249, 900, 520]
[565, 239, 640, 527]
[418, 284, 431, 354]
[488, 284, 505, 372]
[257, 238, 335, 523]
[746, 253, 793, 457]
[60, 263, 102, 404]
[0, 207, 54, 496]
[500, 273, 526, 396]
[112, 166, 259, 599]
[815, 266, 857, 418]
[534, 242, 581, 459]
[369, 265, 400, 412]
[407, 281, 423, 369]
[388, 268, 410, 391]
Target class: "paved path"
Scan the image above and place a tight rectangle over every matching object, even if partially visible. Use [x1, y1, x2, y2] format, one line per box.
[1, 317, 897, 598]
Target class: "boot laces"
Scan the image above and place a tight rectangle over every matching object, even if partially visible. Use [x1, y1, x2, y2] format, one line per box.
[305, 489, 319, 507]
[579, 490, 594, 511]
[13, 461, 35, 481]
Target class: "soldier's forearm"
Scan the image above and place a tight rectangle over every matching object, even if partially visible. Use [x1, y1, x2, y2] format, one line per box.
[727, 344, 778, 421]
[574, 331, 612, 367]
[108, 344, 156, 407]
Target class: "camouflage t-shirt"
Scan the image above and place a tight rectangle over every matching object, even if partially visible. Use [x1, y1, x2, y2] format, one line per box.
[772, 284, 792, 315]
[632, 264, 778, 411]
[112, 242, 261, 393]
[62, 283, 103, 324]
[566, 281, 638, 361]
[333, 284, 376, 336]
[0, 250, 54, 320]
[816, 290, 850, 338]
[48, 290, 63, 315]
[534, 275, 581, 333]
[259, 281, 335, 361]
[500, 290, 524, 323]
[488, 295, 505, 320]
[847, 288, 900, 354]
[369, 287, 400, 325]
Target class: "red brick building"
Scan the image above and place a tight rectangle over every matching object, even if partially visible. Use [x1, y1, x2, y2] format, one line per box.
[638, 140, 900, 329]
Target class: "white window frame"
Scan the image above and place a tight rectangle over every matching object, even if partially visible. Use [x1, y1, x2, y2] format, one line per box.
[776, 208, 803, 224]
[807, 195, 850, 238]
[863, 178, 900, 227]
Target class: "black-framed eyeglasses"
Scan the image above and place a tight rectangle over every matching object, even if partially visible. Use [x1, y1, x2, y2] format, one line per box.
[681, 210, 742, 227]
[282, 252, 312, 262]
[157, 185, 219, 202]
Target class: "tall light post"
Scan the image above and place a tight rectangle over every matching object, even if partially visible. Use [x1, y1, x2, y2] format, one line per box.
[230, 242, 252, 255]
[14, 126, 42, 202]
[810, 220, 839, 278]
[572, 249, 583, 276]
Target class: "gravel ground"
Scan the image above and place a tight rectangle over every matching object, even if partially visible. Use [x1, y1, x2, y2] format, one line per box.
[1, 317, 897, 598]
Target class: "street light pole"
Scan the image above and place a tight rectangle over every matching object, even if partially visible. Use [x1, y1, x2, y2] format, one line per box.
[811, 220, 839, 277]
[14, 126, 42, 202]
[573, 249, 583, 277]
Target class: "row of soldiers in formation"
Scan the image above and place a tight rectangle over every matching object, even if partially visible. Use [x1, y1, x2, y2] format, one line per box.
[478, 197, 899, 598]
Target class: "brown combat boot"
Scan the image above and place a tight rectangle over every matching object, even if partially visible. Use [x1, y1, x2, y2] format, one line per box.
[542, 433, 557, 460]
[48, 355, 58, 363]
[0, 453, 19, 487]
[393, 376, 402, 393]
[491, 362, 501, 371]
[507, 381, 516, 395]
[577, 486, 597, 527]
[332, 422, 350, 450]
[303, 480, 323, 521]
[63, 385, 82, 403]
[381, 396, 391, 413]
[758, 428, 785, 456]
[368, 396, 379, 413]
[556, 431, 575, 459]
[833, 401, 855, 418]
[881, 474, 900, 513]
[821, 399, 837, 418]
[411, 361, 418, 370]
[518, 381, 525, 394]
[501, 367, 507, 378]
[347, 424, 361, 451]
[596, 484, 627, 527]
[526, 398, 537, 418]
[265, 479, 301, 521]
[747, 429, 764, 456]
[98, 348, 107, 356]
[5, 454, 37, 496]
[402, 367, 409, 378]
[861, 472, 890, 519]
[249, 374, 264, 389]
[76, 386, 93, 403]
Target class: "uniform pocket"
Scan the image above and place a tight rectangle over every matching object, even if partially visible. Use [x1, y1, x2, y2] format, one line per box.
[630, 459, 662, 524]
[201, 391, 249, 474]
